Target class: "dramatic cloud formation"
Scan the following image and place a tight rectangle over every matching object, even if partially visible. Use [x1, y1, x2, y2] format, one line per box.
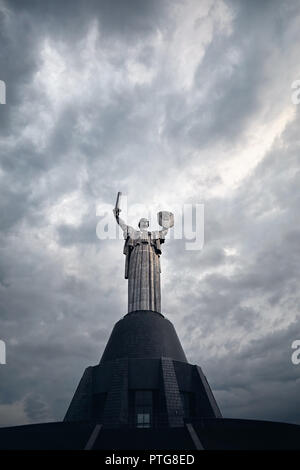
[0, 0, 299, 426]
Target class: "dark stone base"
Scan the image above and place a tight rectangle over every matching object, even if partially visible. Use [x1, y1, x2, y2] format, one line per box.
[64, 357, 222, 426]
[64, 310, 221, 426]
[0, 418, 299, 450]
[100, 310, 187, 363]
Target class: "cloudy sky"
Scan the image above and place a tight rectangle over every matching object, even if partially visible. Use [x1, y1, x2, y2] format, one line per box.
[0, 0, 300, 427]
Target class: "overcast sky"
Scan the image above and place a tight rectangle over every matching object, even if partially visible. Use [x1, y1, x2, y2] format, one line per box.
[0, 0, 300, 427]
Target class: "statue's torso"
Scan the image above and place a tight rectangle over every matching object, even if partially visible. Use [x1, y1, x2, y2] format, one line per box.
[124, 230, 164, 255]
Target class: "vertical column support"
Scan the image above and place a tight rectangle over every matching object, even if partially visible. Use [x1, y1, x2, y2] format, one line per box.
[102, 358, 129, 428]
[160, 357, 184, 427]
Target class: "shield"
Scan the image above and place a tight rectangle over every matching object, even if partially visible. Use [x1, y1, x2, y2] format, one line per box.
[157, 211, 174, 229]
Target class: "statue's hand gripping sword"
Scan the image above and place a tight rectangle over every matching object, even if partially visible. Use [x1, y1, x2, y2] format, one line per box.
[114, 191, 122, 219]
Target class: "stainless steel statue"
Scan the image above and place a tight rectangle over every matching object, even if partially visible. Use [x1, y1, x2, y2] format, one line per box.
[113, 192, 174, 313]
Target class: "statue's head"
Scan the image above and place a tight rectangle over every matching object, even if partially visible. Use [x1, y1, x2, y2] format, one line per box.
[138, 218, 149, 231]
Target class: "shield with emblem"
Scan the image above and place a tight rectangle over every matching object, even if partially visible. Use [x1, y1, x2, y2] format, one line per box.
[157, 211, 174, 229]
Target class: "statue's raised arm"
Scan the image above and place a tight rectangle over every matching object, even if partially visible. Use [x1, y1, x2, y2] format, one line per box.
[113, 192, 135, 237]
[157, 211, 174, 236]
[113, 207, 127, 233]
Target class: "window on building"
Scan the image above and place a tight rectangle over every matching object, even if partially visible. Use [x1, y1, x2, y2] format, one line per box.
[135, 390, 153, 428]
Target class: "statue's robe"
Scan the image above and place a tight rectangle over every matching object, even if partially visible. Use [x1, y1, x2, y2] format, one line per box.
[123, 228, 166, 313]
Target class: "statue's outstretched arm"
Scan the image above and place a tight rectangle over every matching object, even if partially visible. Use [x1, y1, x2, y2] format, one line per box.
[113, 208, 135, 237]
[113, 208, 126, 230]
[159, 228, 168, 239]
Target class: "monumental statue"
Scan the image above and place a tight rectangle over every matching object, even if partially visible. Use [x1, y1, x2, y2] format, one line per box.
[113, 192, 174, 313]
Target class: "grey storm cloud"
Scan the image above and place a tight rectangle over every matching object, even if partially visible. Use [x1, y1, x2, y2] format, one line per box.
[0, 0, 300, 427]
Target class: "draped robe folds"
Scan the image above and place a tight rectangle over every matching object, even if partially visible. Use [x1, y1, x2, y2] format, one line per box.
[122, 226, 166, 313]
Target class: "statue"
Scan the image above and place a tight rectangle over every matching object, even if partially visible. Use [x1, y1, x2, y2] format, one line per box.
[113, 192, 174, 313]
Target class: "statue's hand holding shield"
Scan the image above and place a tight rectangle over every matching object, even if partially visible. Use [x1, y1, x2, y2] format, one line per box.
[157, 211, 174, 229]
